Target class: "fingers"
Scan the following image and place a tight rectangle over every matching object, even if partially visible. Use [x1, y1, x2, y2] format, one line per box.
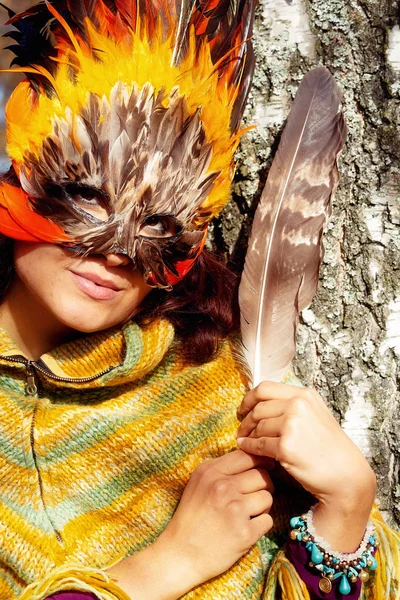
[236, 436, 280, 459]
[235, 467, 275, 495]
[237, 411, 284, 440]
[237, 381, 309, 420]
[248, 512, 274, 543]
[243, 489, 273, 517]
[212, 449, 273, 475]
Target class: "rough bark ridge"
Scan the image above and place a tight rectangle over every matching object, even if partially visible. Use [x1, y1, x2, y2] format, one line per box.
[211, 0, 400, 528]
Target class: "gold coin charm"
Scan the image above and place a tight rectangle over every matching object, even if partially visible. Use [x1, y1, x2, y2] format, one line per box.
[319, 576, 333, 593]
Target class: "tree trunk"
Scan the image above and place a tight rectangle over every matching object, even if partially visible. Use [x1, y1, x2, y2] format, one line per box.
[212, 0, 400, 529]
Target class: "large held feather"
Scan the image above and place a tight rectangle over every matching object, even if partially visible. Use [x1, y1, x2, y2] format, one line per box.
[239, 67, 347, 385]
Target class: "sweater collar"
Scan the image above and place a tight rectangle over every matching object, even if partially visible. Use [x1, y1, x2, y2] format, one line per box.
[0, 318, 175, 388]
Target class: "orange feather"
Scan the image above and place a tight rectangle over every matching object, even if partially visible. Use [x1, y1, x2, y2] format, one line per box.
[0, 183, 71, 244]
[0, 204, 42, 242]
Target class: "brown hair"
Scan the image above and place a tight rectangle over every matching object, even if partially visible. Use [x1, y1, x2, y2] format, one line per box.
[0, 235, 14, 298]
[135, 250, 240, 363]
[0, 168, 239, 365]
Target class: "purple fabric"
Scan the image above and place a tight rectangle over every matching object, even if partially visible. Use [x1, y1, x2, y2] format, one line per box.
[286, 539, 362, 599]
[43, 542, 366, 600]
[45, 593, 98, 600]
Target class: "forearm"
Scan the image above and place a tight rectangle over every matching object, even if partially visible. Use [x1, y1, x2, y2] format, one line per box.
[312, 466, 376, 553]
[106, 529, 200, 600]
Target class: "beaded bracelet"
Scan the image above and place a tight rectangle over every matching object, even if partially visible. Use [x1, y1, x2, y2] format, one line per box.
[289, 505, 379, 595]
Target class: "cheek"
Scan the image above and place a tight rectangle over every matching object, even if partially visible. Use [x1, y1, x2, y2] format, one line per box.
[14, 246, 61, 299]
[12, 242, 152, 332]
[110, 280, 152, 320]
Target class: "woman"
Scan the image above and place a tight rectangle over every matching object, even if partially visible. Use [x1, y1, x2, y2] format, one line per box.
[0, 2, 397, 599]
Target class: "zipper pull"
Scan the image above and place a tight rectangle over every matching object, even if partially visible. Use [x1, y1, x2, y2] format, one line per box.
[26, 361, 38, 396]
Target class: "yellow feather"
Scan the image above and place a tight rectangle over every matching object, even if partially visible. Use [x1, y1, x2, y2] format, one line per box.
[6, 18, 245, 218]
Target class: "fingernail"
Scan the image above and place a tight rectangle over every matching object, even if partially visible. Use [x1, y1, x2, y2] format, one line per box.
[237, 437, 244, 445]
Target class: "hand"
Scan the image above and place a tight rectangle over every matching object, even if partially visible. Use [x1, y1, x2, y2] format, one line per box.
[236, 381, 373, 503]
[108, 450, 274, 600]
[160, 450, 274, 585]
[236, 381, 376, 552]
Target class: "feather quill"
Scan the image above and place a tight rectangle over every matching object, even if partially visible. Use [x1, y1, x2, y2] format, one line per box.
[238, 66, 347, 385]
[171, 0, 196, 65]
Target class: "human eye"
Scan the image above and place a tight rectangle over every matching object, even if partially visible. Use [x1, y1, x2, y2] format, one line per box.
[139, 215, 181, 239]
[64, 184, 109, 222]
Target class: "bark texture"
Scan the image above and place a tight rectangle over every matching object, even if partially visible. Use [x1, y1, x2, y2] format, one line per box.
[211, 0, 400, 528]
[0, 0, 399, 526]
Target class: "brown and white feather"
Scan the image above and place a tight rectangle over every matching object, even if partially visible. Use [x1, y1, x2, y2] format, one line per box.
[239, 67, 347, 384]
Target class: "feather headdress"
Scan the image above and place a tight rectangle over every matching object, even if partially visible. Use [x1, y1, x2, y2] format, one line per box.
[239, 67, 347, 383]
[0, 0, 256, 288]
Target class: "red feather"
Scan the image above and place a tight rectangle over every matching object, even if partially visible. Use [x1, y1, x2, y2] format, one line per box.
[164, 229, 207, 285]
[115, 0, 138, 24]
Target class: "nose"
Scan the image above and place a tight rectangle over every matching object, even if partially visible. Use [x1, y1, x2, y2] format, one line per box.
[103, 253, 131, 267]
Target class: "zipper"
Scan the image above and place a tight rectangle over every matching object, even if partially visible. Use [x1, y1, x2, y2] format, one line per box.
[26, 360, 38, 396]
[0, 356, 116, 543]
[1, 354, 115, 386]
[30, 401, 63, 543]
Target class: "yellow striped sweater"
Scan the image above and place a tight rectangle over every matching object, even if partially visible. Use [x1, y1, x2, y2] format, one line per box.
[0, 318, 398, 600]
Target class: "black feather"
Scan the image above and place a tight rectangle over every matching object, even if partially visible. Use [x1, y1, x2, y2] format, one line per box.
[1, 2, 71, 93]
[0, 2, 15, 19]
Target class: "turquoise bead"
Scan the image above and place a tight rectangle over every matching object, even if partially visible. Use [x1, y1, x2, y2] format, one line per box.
[311, 544, 323, 565]
[369, 556, 378, 570]
[290, 517, 303, 528]
[339, 575, 351, 595]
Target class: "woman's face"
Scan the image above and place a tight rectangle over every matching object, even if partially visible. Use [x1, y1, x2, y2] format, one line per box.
[12, 242, 152, 333]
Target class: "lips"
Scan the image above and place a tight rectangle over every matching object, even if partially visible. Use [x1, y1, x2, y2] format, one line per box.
[69, 270, 124, 300]
[71, 271, 122, 290]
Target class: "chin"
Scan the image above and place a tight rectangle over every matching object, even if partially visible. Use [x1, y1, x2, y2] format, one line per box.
[53, 298, 131, 334]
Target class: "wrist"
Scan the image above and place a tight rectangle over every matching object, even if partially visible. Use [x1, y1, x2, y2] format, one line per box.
[312, 474, 375, 554]
[107, 527, 201, 600]
[318, 463, 376, 516]
[152, 525, 204, 596]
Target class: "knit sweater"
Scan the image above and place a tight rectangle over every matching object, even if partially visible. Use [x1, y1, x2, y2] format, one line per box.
[0, 319, 398, 600]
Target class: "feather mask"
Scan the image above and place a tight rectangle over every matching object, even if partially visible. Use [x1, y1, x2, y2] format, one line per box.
[239, 67, 347, 384]
[0, 0, 256, 289]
